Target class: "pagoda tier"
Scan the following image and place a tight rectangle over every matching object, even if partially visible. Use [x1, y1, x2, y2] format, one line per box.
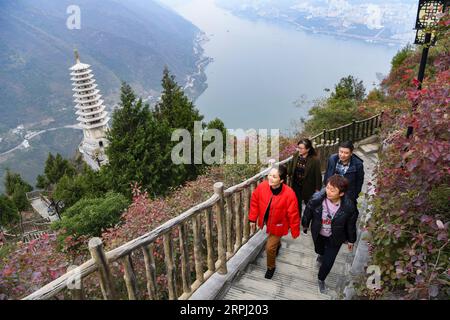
[76, 105, 106, 116]
[69, 50, 110, 170]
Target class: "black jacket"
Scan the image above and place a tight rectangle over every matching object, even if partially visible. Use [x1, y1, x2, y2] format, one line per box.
[323, 153, 364, 202]
[301, 190, 358, 246]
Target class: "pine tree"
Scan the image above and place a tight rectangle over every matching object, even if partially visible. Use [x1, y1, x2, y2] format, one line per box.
[155, 66, 204, 131]
[41, 153, 76, 187]
[0, 194, 19, 229]
[105, 82, 186, 197]
[155, 67, 205, 179]
[4, 169, 32, 196]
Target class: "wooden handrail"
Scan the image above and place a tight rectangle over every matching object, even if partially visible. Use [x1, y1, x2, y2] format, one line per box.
[310, 112, 383, 146]
[23, 113, 382, 301]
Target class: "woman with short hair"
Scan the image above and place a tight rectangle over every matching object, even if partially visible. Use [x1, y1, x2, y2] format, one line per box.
[302, 174, 358, 294]
[249, 164, 300, 279]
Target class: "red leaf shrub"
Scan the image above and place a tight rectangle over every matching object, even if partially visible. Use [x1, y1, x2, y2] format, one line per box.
[365, 39, 449, 299]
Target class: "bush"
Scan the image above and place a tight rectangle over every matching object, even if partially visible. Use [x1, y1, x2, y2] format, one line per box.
[391, 44, 414, 70]
[366, 52, 449, 299]
[52, 192, 129, 240]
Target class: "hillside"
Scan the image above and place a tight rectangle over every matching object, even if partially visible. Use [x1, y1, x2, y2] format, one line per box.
[0, 0, 209, 191]
[0, 0, 206, 132]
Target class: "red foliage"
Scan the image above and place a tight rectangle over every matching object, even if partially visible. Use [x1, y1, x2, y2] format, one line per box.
[367, 51, 449, 299]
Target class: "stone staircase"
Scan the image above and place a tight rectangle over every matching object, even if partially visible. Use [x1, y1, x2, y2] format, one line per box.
[221, 232, 353, 300]
[219, 137, 380, 300]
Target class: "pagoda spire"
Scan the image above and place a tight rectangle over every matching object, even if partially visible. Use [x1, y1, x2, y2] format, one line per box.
[74, 48, 80, 64]
[69, 51, 110, 170]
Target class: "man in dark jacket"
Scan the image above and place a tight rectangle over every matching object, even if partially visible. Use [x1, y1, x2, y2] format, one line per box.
[302, 175, 358, 294]
[323, 141, 364, 204]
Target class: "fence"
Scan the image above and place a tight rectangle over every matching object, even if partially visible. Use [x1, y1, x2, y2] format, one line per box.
[23, 113, 382, 300]
[310, 113, 383, 148]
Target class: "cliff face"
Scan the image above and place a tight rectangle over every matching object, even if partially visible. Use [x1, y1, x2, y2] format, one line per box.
[0, 0, 204, 132]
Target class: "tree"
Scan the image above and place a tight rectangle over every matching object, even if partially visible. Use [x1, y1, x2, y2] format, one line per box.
[330, 75, 366, 102]
[155, 67, 204, 131]
[52, 192, 129, 239]
[53, 165, 109, 211]
[105, 82, 186, 197]
[41, 153, 76, 188]
[4, 170, 32, 213]
[4, 170, 32, 196]
[35, 174, 48, 190]
[11, 188, 30, 212]
[0, 195, 19, 229]
[155, 67, 205, 180]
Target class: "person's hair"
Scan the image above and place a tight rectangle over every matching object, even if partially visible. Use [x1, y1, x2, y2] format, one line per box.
[339, 140, 354, 152]
[297, 138, 317, 157]
[326, 175, 349, 193]
[272, 164, 288, 183]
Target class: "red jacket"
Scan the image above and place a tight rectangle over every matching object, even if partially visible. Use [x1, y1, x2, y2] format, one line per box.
[249, 181, 300, 238]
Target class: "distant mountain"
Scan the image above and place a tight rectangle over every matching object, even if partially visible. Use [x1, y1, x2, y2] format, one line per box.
[0, 0, 207, 134]
[216, 0, 417, 46]
[0, 0, 209, 193]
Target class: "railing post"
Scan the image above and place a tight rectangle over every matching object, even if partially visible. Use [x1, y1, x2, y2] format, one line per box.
[142, 244, 158, 300]
[214, 182, 227, 275]
[242, 186, 250, 243]
[192, 214, 205, 286]
[205, 207, 216, 275]
[323, 129, 327, 143]
[225, 195, 234, 256]
[88, 237, 116, 300]
[163, 233, 177, 300]
[352, 119, 356, 142]
[178, 222, 192, 296]
[370, 117, 374, 136]
[234, 191, 242, 253]
[122, 254, 139, 300]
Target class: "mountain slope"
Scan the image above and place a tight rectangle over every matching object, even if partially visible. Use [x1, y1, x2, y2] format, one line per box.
[0, 0, 205, 133]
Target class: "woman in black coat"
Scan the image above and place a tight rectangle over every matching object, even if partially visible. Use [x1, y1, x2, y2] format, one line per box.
[301, 174, 358, 294]
[288, 139, 322, 215]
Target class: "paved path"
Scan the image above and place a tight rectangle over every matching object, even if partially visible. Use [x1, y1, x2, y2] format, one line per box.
[0, 124, 80, 157]
[220, 138, 380, 300]
[30, 198, 59, 222]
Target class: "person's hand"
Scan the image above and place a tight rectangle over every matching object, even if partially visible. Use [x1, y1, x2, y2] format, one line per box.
[347, 243, 354, 252]
[250, 222, 256, 234]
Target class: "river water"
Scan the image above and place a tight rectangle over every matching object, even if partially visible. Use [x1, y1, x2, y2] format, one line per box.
[170, 0, 400, 133]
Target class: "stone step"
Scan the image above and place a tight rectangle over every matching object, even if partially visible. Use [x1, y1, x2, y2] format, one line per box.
[245, 263, 344, 293]
[278, 234, 354, 260]
[259, 244, 352, 268]
[360, 143, 379, 154]
[224, 271, 333, 300]
[255, 251, 349, 276]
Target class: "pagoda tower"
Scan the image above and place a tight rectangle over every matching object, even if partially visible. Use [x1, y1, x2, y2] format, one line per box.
[69, 50, 110, 170]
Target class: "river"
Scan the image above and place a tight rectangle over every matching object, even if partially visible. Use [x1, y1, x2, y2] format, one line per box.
[169, 0, 400, 133]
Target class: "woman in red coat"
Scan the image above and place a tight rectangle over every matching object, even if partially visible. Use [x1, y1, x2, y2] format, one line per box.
[249, 164, 300, 279]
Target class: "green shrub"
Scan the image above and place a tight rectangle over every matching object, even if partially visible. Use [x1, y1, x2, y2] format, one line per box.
[52, 192, 129, 240]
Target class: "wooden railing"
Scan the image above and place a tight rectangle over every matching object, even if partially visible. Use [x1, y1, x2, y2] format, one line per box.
[23, 113, 382, 300]
[310, 113, 383, 148]
[23, 158, 292, 300]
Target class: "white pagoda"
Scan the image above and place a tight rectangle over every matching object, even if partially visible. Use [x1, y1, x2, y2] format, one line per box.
[69, 50, 110, 170]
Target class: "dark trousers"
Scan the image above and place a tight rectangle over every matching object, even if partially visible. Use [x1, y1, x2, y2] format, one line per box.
[314, 234, 341, 281]
[292, 183, 308, 215]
